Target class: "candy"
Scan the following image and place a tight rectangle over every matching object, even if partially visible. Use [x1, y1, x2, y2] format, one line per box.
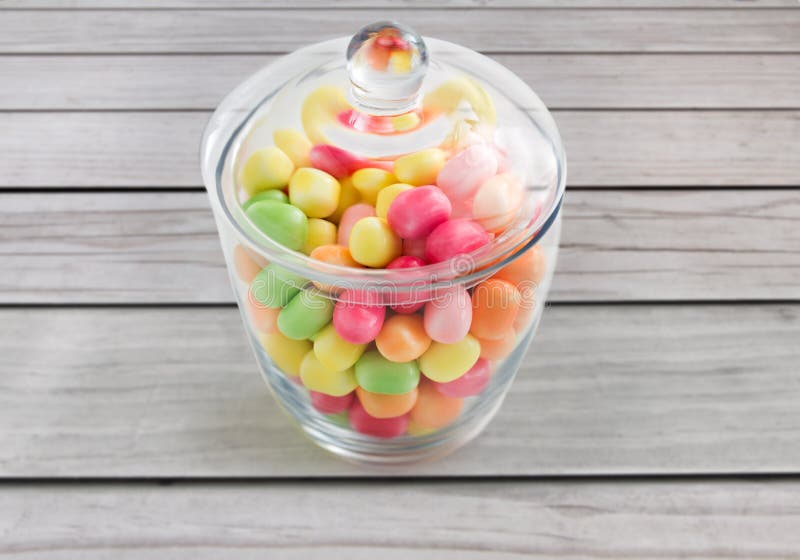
[423, 285, 472, 344]
[403, 237, 427, 259]
[348, 399, 408, 438]
[242, 189, 289, 211]
[472, 173, 523, 232]
[386, 185, 452, 240]
[332, 290, 385, 344]
[386, 255, 427, 313]
[376, 314, 431, 363]
[303, 218, 338, 255]
[329, 177, 361, 224]
[493, 244, 546, 287]
[409, 378, 463, 429]
[436, 143, 498, 202]
[470, 278, 521, 340]
[351, 168, 396, 205]
[310, 144, 389, 179]
[349, 217, 402, 268]
[259, 331, 312, 378]
[233, 244, 263, 283]
[337, 203, 376, 246]
[309, 390, 353, 415]
[434, 358, 491, 398]
[289, 168, 341, 218]
[356, 386, 418, 419]
[277, 290, 335, 340]
[309, 244, 362, 268]
[424, 76, 496, 125]
[246, 200, 308, 252]
[375, 183, 413, 220]
[425, 219, 490, 264]
[273, 128, 312, 168]
[240, 146, 295, 195]
[394, 148, 446, 186]
[301, 85, 350, 145]
[355, 350, 420, 395]
[477, 329, 516, 361]
[419, 334, 481, 383]
[300, 351, 358, 397]
[250, 264, 306, 308]
[245, 294, 280, 334]
[313, 323, 367, 372]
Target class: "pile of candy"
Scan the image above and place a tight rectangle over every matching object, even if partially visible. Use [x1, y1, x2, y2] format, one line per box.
[232, 85, 546, 439]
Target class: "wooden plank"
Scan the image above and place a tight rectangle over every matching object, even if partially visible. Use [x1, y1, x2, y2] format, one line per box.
[3, 482, 800, 559]
[2, 111, 798, 188]
[0, 9, 798, 54]
[2, 304, 799, 476]
[2, 190, 799, 304]
[3, 54, 800, 110]
[3, 1, 798, 8]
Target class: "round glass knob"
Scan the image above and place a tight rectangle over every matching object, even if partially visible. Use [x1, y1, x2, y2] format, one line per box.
[346, 21, 429, 115]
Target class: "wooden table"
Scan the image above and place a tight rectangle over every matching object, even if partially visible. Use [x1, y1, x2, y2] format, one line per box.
[2, 1, 799, 556]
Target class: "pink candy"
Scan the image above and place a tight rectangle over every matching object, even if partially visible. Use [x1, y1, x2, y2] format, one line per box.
[310, 144, 391, 179]
[337, 203, 376, 245]
[425, 219, 490, 264]
[434, 358, 491, 397]
[349, 399, 409, 438]
[387, 185, 452, 240]
[387, 255, 428, 314]
[436, 144, 498, 202]
[403, 237, 427, 260]
[333, 289, 386, 344]
[310, 390, 354, 414]
[423, 285, 472, 343]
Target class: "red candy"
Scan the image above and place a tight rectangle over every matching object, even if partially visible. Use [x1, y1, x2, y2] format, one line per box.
[434, 358, 491, 398]
[386, 255, 428, 314]
[425, 219, 491, 264]
[333, 289, 386, 344]
[310, 390, 354, 414]
[387, 185, 452, 240]
[349, 399, 409, 438]
[403, 237, 427, 259]
[310, 144, 391, 179]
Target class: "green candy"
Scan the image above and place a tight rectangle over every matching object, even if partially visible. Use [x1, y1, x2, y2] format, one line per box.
[354, 351, 420, 395]
[251, 264, 306, 308]
[277, 290, 334, 340]
[245, 200, 308, 251]
[242, 189, 289, 211]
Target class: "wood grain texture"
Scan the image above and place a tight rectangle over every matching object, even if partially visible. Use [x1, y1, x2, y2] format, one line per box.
[2, 304, 799, 477]
[1, 9, 798, 54]
[3, 480, 800, 559]
[1, 190, 799, 304]
[2, 111, 798, 188]
[3, 54, 799, 110]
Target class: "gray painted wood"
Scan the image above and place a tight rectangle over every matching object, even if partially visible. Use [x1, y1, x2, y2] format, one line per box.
[4, 54, 799, 110]
[2, 111, 798, 188]
[2, 190, 798, 304]
[3, 480, 800, 558]
[1, 9, 798, 53]
[2, 304, 799, 477]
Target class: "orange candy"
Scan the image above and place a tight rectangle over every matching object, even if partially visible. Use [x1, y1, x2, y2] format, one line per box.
[356, 386, 418, 419]
[233, 244, 265, 283]
[375, 314, 431, 363]
[477, 328, 516, 361]
[493, 244, 546, 287]
[309, 244, 362, 268]
[470, 278, 521, 340]
[409, 379, 463, 430]
[245, 292, 280, 334]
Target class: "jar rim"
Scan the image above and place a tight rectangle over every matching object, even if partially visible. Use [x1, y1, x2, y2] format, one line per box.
[202, 37, 566, 293]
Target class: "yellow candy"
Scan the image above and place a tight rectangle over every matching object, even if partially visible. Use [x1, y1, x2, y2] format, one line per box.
[313, 324, 367, 372]
[329, 176, 361, 224]
[394, 148, 446, 186]
[259, 331, 312, 378]
[303, 218, 337, 255]
[299, 351, 358, 397]
[424, 77, 497, 126]
[407, 420, 436, 436]
[349, 217, 402, 268]
[240, 146, 295, 196]
[351, 168, 396, 205]
[391, 112, 420, 132]
[302, 85, 350, 145]
[419, 334, 481, 383]
[375, 183, 413, 220]
[289, 168, 341, 218]
[273, 128, 312, 168]
[389, 50, 413, 74]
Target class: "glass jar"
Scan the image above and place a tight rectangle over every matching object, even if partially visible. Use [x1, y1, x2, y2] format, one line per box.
[201, 22, 565, 463]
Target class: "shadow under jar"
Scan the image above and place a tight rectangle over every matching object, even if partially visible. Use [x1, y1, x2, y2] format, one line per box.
[201, 22, 566, 464]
